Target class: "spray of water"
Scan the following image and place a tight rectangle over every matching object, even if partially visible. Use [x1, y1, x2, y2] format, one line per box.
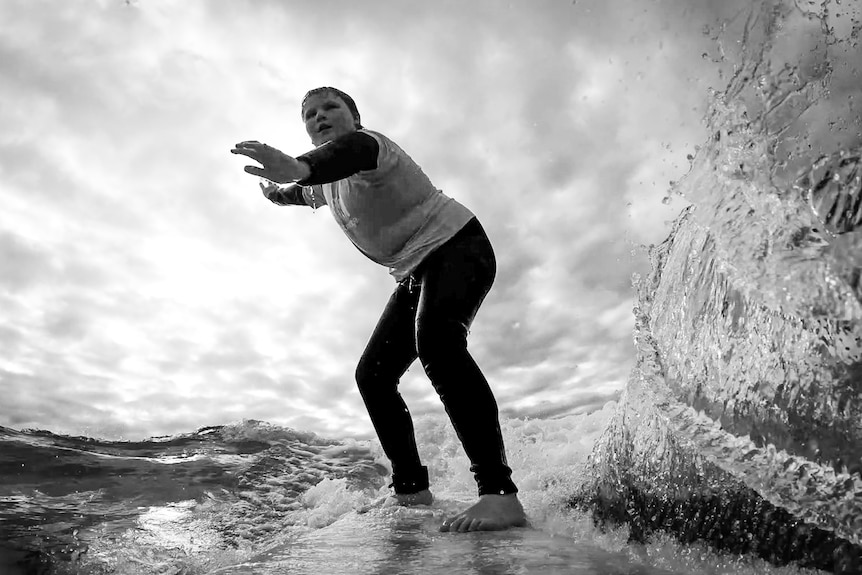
[575, 0, 862, 571]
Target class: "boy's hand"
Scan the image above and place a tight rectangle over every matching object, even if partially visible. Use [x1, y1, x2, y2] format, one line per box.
[231, 141, 311, 183]
[259, 180, 279, 200]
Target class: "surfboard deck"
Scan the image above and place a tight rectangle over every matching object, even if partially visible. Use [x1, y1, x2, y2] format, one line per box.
[206, 498, 660, 575]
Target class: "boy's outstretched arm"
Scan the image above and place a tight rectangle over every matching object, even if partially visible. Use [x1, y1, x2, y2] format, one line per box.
[231, 132, 379, 186]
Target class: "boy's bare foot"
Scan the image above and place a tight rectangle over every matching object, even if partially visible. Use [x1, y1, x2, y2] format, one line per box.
[439, 493, 528, 533]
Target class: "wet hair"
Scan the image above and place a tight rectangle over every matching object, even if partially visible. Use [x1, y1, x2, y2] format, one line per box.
[301, 87, 362, 128]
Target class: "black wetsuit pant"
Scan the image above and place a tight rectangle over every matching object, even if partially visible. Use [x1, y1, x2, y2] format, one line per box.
[355, 218, 518, 497]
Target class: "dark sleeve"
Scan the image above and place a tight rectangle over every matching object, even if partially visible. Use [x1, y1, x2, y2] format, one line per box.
[296, 131, 379, 186]
[267, 184, 308, 206]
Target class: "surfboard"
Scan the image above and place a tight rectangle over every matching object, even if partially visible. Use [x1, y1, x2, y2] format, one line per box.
[205, 497, 668, 575]
[208, 498, 530, 574]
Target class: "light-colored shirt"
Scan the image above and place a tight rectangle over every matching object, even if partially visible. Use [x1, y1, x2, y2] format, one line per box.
[301, 129, 474, 281]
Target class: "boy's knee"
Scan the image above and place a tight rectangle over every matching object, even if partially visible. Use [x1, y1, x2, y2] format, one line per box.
[355, 357, 376, 394]
[355, 355, 405, 399]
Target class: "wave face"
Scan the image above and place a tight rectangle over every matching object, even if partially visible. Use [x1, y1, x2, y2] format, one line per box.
[0, 421, 389, 574]
[575, 0, 862, 572]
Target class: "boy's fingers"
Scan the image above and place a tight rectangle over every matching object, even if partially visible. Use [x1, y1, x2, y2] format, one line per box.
[231, 141, 267, 158]
[244, 165, 267, 178]
[230, 148, 260, 161]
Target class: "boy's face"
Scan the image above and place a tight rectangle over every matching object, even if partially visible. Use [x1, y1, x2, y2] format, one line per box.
[302, 92, 358, 146]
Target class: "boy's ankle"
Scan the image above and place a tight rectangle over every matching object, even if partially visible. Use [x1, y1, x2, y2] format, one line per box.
[393, 488, 433, 506]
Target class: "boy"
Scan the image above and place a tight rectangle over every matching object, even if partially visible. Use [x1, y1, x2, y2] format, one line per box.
[231, 87, 526, 532]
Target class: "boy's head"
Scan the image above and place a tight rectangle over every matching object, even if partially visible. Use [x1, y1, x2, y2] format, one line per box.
[301, 87, 362, 145]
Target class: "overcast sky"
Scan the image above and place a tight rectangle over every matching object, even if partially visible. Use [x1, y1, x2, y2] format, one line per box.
[1, 0, 736, 440]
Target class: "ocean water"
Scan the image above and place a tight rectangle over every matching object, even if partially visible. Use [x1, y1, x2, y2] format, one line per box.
[3, 0, 861, 573]
[0, 414, 826, 575]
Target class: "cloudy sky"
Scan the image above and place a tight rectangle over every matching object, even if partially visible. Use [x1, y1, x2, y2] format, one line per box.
[1, 0, 738, 440]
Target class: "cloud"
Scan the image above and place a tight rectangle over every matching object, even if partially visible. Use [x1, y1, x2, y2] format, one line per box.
[0, 0, 750, 440]
[506, 389, 623, 420]
[1, 368, 135, 437]
[0, 231, 56, 290]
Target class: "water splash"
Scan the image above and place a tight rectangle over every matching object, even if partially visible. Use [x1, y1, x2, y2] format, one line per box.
[577, 0, 862, 571]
